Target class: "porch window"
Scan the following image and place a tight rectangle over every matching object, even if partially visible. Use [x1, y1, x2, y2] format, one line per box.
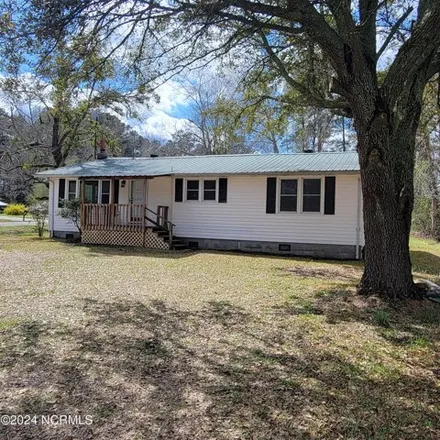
[58, 179, 65, 208]
[101, 181, 110, 204]
[187, 180, 199, 201]
[303, 178, 321, 212]
[280, 179, 298, 212]
[203, 180, 216, 201]
[67, 180, 77, 200]
[84, 181, 99, 204]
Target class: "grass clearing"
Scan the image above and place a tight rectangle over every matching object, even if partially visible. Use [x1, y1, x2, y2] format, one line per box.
[0, 232, 439, 439]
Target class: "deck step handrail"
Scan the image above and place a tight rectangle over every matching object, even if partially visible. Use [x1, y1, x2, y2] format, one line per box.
[145, 206, 175, 229]
[144, 206, 174, 248]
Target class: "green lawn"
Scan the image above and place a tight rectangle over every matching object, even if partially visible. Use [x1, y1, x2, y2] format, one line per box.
[0, 214, 34, 222]
[0, 227, 439, 439]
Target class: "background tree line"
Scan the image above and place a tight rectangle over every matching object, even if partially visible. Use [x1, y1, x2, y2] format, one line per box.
[0, 67, 356, 203]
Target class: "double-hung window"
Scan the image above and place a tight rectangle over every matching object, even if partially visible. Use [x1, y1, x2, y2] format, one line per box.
[101, 181, 111, 204]
[280, 179, 298, 212]
[302, 178, 321, 212]
[67, 180, 77, 200]
[203, 180, 216, 201]
[186, 180, 199, 201]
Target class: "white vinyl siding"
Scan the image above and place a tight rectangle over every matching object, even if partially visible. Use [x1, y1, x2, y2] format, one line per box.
[51, 177, 80, 232]
[49, 174, 364, 247]
[172, 174, 363, 246]
[147, 176, 172, 215]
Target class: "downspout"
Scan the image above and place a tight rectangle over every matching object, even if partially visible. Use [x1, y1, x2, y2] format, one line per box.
[355, 176, 361, 259]
[50, 179, 55, 238]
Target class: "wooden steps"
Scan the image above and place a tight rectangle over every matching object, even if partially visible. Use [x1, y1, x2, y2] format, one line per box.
[151, 227, 188, 251]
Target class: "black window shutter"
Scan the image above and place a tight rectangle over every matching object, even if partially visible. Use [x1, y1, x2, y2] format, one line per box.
[114, 180, 120, 204]
[218, 178, 228, 203]
[324, 176, 336, 215]
[58, 179, 66, 208]
[175, 178, 183, 202]
[266, 177, 277, 214]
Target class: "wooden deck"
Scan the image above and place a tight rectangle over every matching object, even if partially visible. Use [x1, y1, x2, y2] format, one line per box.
[81, 204, 146, 232]
[80, 203, 180, 249]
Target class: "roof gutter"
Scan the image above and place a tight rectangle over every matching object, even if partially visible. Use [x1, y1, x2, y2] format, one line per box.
[36, 170, 361, 178]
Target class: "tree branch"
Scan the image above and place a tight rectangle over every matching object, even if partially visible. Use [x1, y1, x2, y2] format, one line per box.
[258, 31, 347, 111]
[382, 2, 440, 104]
[377, 6, 414, 62]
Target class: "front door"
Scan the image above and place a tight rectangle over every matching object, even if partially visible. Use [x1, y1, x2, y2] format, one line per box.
[130, 179, 145, 220]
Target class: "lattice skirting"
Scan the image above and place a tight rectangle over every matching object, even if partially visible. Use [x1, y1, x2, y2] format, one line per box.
[82, 230, 144, 247]
[145, 229, 170, 250]
[82, 229, 170, 250]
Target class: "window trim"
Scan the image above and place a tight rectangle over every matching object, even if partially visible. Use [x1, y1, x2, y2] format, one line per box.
[185, 179, 201, 202]
[277, 176, 324, 215]
[279, 178, 298, 213]
[84, 180, 99, 204]
[67, 179, 78, 201]
[202, 178, 218, 202]
[182, 178, 222, 203]
[301, 177, 323, 214]
[100, 180, 111, 204]
[83, 179, 111, 204]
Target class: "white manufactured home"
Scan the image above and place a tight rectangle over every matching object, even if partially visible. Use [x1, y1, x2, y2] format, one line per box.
[37, 151, 364, 259]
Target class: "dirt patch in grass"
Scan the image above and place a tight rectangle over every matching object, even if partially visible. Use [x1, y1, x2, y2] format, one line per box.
[0, 234, 439, 439]
[277, 263, 361, 282]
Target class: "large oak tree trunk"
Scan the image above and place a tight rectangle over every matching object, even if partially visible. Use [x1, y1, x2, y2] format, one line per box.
[355, 107, 422, 299]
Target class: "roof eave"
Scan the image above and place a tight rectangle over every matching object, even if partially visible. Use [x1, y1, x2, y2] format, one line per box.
[38, 169, 359, 178]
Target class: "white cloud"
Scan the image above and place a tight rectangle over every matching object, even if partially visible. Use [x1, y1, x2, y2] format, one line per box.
[126, 110, 189, 139]
[153, 80, 188, 112]
[104, 79, 191, 140]
[0, 73, 191, 141]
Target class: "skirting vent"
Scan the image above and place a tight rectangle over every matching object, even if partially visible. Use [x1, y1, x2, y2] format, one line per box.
[279, 244, 291, 252]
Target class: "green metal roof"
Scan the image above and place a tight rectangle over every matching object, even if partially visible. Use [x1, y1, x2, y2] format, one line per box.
[36, 151, 360, 178]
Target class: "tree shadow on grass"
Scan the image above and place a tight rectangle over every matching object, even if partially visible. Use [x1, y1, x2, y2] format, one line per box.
[276, 283, 440, 363]
[0, 299, 439, 439]
[82, 244, 194, 259]
[272, 284, 364, 322]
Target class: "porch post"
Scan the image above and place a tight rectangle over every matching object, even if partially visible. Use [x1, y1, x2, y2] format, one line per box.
[79, 179, 85, 230]
[111, 177, 115, 230]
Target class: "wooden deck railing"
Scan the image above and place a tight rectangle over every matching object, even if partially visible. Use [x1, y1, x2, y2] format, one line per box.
[145, 206, 175, 247]
[81, 204, 145, 232]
